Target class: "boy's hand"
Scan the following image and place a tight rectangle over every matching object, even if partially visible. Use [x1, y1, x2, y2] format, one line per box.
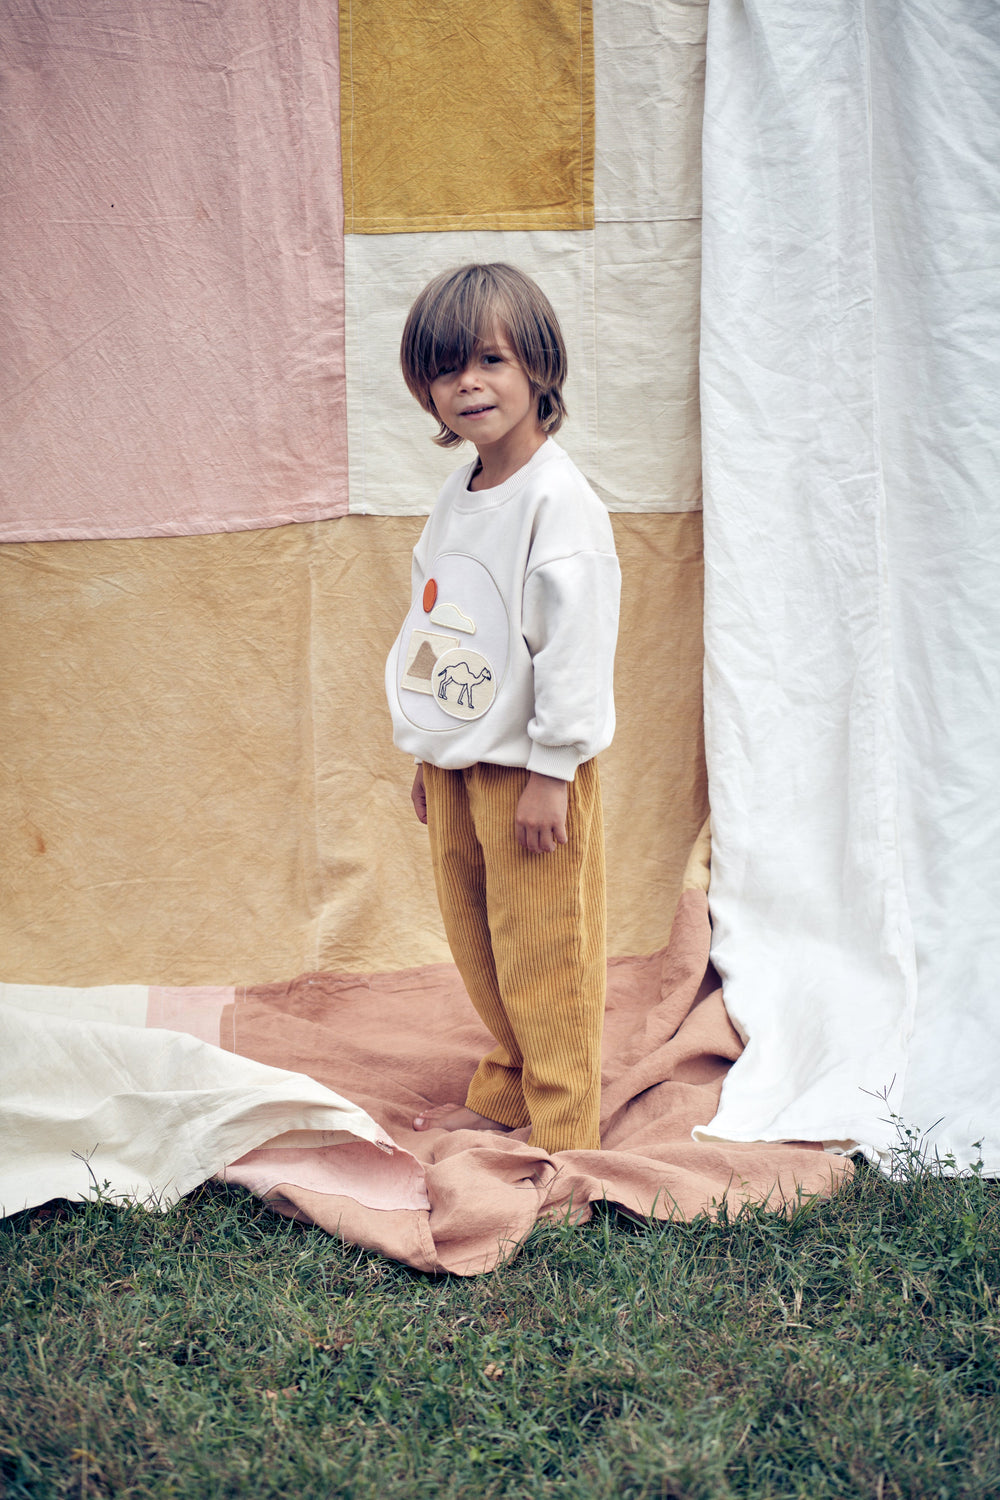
[516, 772, 568, 853]
[411, 764, 428, 825]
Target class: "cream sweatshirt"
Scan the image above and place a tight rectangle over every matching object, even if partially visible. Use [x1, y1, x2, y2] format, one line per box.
[385, 440, 620, 780]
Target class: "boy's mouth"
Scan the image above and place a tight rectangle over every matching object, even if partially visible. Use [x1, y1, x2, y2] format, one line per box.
[459, 405, 494, 416]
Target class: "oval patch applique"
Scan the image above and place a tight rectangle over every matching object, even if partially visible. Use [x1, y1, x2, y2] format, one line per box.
[431, 648, 496, 721]
[422, 578, 438, 613]
[396, 554, 508, 733]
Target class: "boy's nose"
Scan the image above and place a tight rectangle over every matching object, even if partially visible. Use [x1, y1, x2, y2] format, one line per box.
[458, 364, 483, 389]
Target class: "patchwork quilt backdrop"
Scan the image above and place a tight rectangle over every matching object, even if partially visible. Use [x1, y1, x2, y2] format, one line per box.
[1, 0, 733, 1257]
[3, 0, 995, 1258]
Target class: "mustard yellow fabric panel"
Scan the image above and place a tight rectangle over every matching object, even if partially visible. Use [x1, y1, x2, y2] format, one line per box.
[340, 0, 594, 233]
[1, 513, 704, 985]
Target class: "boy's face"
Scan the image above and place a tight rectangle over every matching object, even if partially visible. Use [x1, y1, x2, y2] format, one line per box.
[429, 328, 541, 456]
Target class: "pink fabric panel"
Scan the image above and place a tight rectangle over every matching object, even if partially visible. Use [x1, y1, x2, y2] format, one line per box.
[223, 1141, 432, 1214]
[0, 0, 347, 540]
[147, 986, 234, 1047]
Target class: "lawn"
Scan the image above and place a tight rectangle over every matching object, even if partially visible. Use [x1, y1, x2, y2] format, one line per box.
[2, 1149, 998, 1499]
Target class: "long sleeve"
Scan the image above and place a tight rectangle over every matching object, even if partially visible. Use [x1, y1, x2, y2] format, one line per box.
[521, 549, 620, 779]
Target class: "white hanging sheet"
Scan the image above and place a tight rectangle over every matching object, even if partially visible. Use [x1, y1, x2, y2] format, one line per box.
[698, 0, 1000, 1169]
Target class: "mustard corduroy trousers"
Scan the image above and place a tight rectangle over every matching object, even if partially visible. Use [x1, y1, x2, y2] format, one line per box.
[423, 759, 607, 1154]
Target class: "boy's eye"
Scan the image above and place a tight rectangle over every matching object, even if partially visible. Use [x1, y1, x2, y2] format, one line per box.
[482, 353, 503, 364]
[435, 366, 455, 378]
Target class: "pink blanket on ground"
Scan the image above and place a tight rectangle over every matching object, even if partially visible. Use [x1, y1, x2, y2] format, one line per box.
[222, 886, 852, 1275]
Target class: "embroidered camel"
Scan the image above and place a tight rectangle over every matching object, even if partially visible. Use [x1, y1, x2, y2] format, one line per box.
[437, 660, 492, 709]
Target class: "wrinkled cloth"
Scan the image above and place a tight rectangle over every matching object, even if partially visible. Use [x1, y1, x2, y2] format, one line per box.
[221, 833, 850, 1274]
[1, 829, 850, 1273]
[700, 0, 1000, 1168]
[0, 1003, 426, 1217]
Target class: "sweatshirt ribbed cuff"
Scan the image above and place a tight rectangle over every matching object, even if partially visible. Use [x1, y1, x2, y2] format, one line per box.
[525, 742, 581, 781]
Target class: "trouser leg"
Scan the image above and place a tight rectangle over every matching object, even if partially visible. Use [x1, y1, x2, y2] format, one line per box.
[426, 760, 606, 1154]
[423, 764, 531, 1128]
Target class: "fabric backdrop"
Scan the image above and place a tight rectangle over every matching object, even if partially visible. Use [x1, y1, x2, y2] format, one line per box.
[4, 0, 994, 1183]
[0, 0, 709, 983]
[699, 0, 1000, 1171]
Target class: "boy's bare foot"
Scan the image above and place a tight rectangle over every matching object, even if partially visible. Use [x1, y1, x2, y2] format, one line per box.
[412, 1103, 511, 1135]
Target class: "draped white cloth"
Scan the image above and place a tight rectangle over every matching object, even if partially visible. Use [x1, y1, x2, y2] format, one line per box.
[698, 0, 1000, 1168]
[0, 991, 426, 1216]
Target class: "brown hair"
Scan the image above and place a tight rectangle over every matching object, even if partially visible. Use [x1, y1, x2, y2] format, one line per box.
[400, 263, 568, 447]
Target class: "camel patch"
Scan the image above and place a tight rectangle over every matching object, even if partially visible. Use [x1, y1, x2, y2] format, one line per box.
[401, 630, 459, 695]
[431, 648, 496, 720]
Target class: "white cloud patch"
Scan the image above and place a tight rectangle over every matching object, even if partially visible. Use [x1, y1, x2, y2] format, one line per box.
[429, 601, 476, 635]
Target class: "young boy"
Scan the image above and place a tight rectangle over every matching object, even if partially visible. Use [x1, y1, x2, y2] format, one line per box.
[385, 263, 620, 1155]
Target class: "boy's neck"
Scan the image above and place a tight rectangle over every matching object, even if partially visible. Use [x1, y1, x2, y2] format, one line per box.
[468, 427, 547, 491]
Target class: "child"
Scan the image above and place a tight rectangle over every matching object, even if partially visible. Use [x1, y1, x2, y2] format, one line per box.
[385, 263, 620, 1155]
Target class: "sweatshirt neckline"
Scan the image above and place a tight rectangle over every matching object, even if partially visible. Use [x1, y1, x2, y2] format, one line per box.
[454, 439, 561, 510]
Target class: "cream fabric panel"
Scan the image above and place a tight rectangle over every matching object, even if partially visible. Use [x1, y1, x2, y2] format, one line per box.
[344, 225, 699, 514]
[594, 0, 706, 221]
[591, 219, 701, 510]
[0, 985, 148, 1028]
[1, 514, 705, 983]
[592, 0, 705, 509]
[344, 230, 597, 515]
[1, 1000, 400, 1215]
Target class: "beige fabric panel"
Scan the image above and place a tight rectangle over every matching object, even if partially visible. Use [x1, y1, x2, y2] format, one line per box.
[0, 529, 320, 983]
[602, 513, 708, 954]
[309, 512, 707, 971]
[308, 515, 448, 974]
[1, 513, 705, 984]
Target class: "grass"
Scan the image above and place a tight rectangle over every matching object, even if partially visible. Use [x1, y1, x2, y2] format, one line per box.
[2, 1149, 999, 1500]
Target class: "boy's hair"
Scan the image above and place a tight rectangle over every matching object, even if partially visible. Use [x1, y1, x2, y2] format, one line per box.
[400, 263, 568, 448]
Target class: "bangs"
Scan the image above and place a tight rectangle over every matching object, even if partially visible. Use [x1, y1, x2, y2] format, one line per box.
[414, 277, 518, 383]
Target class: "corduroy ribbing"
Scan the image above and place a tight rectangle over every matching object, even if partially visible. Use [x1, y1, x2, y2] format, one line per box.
[423, 760, 606, 1154]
